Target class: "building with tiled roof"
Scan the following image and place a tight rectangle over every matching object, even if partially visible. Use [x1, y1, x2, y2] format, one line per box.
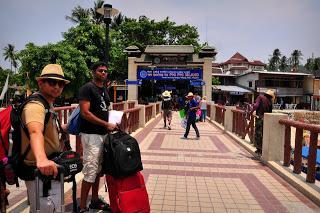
[214, 52, 266, 75]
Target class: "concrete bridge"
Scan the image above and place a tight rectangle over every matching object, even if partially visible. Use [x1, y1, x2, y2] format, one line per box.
[4, 101, 320, 212]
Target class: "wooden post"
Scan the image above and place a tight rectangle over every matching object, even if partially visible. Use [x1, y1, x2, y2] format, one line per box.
[306, 132, 318, 183]
[283, 125, 291, 167]
[293, 128, 303, 174]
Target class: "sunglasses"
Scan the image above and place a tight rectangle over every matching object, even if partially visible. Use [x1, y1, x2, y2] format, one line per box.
[44, 79, 66, 88]
[96, 69, 108, 74]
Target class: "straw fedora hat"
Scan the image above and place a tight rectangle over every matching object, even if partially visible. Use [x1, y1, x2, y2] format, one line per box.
[264, 89, 275, 100]
[162, 90, 171, 97]
[36, 64, 70, 84]
[185, 92, 194, 98]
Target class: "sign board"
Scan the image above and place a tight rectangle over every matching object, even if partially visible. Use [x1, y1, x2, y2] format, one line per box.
[125, 80, 142, 85]
[190, 80, 205, 87]
[137, 68, 202, 80]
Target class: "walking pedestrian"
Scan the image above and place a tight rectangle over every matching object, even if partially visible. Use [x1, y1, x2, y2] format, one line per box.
[161, 90, 173, 130]
[181, 92, 200, 140]
[78, 61, 118, 212]
[200, 96, 207, 122]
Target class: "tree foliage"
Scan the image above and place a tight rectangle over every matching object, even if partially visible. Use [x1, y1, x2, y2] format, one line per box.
[3, 1, 202, 98]
[290, 49, 303, 69]
[305, 57, 320, 73]
[18, 42, 89, 97]
[3, 44, 18, 73]
[268, 48, 281, 71]
[279, 56, 289, 72]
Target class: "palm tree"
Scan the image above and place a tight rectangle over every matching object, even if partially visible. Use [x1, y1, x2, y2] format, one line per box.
[268, 48, 281, 71]
[65, 5, 90, 24]
[290, 50, 303, 70]
[90, 0, 104, 24]
[279, 56, 288, 72]
[111, 13, 124, 29]
[3, 44, 17, 73]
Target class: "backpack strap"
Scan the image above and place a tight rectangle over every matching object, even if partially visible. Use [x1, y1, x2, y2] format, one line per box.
[19, 93, 52, 161]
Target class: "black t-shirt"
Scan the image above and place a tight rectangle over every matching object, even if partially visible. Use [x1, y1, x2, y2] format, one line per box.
[78, 82, 110, 135]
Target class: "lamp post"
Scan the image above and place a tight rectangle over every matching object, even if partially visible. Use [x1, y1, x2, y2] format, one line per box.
[97, 4, 119, 65]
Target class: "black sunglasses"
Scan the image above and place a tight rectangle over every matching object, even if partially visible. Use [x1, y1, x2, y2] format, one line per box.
[96, 68, 108, 74]
[44, 79, 66, 88]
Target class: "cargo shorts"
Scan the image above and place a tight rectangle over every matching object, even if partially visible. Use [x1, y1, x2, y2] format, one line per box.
[80, 133, 106, 183]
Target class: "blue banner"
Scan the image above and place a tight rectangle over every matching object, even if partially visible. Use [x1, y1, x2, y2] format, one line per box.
[125, 80, 142, 85]
[137, 68, 202, 80]
[190, 80, 205, 87]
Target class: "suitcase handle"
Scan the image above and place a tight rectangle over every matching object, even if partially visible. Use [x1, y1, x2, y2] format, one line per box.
[35, 165, 65, 213]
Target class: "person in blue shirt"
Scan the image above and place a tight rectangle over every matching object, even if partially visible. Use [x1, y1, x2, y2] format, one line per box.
[181, 92, 200, 139]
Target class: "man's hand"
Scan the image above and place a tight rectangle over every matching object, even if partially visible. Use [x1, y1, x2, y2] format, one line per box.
[105, 123, 118, 131]
[37, 159, 58, 178]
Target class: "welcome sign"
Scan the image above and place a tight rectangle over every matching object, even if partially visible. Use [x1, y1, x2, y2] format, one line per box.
[137, 68, 202, 80]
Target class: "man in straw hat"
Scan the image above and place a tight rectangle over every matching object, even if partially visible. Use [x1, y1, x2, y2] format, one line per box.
[181, 92, 200, 139]
[161, 90, 173, 130]
[250, 89, 275, 154]
[21, 64, 69, 212]
[78, 61, 118, 212]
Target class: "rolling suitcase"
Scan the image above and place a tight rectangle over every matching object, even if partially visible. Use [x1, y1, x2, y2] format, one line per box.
[35, 168, 65, 213]
[106, 172, 150, 213]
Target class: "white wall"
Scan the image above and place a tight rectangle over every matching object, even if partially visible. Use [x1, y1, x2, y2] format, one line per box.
[236, 73, 259, 89]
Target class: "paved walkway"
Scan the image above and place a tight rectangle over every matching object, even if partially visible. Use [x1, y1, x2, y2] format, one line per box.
[6, 112, 320, 212]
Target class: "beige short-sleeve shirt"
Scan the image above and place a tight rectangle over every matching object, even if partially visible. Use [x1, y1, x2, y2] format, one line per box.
[21, 101, 60, 166]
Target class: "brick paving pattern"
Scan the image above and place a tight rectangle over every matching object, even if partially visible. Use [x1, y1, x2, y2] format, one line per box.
[6, 112, 320, 212]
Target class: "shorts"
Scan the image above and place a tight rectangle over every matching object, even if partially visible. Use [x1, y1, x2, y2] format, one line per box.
[25, 180, 63, 213]
[80, 133, 106, 183]
[163, 110, 172, 120]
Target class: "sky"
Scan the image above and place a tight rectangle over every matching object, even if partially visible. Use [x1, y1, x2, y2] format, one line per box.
[0, 0, 320, 69]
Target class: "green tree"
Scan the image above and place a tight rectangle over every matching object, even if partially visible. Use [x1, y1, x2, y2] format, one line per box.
[111, 13, 124, 29]
[65, 5, 90, 24]
[90, 0, 104, 24]
[314, 58, 320, 71]
[62, 15, 202, 80]
[305, 57, 320, 74]
[212, 77, 220, 85]
[18, 42, 89, 97]
[279, 56, 288, 72]
[268, 48, 281, 71]
[63, 20, 105, 66]
[3, 44, 18, 73]
[305, 58, 314, 71]
[290, 49, 303, 70]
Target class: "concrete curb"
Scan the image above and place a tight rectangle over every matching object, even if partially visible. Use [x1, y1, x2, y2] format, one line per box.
[266, 161, 320, 206]
[207, 118, 320, 207]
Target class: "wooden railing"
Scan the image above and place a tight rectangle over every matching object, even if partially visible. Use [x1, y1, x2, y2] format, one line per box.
[127, 101, 135, 109]
[279, 119, 320, 183]
[54, 106, 77, 124]
[156, 103, 160, 114]
[231, 108, 255, 143]
[232, 109, 246, 139]
[215, 105, 226, 125]
[207, 104, 211, 119]
[145, 104, 153, 123]
[120, 108, 140, 134]
[112, 102, 125, 111]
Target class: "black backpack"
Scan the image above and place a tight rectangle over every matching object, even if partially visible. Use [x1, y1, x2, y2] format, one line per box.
[102, 131, 143, 178]
[9, 93, 52, 182]
[162, 99, 172, 110]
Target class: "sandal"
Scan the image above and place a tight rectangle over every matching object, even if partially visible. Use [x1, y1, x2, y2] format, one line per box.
[89, 198, 110, 211]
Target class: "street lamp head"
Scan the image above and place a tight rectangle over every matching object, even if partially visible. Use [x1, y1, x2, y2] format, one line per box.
[97, 4, 119, 23]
